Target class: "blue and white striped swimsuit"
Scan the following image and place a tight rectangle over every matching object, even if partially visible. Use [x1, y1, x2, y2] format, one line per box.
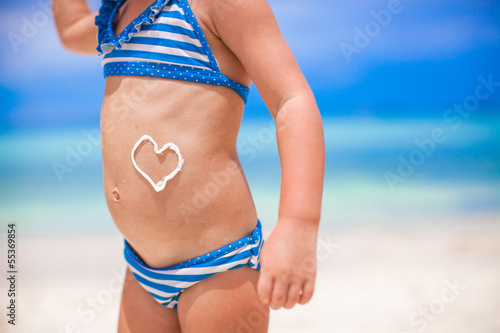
[95, 0, 250, 102]
[124, 221, 263, 309]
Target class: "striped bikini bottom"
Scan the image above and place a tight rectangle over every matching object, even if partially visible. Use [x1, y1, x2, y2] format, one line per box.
[123, 220, 263, 309]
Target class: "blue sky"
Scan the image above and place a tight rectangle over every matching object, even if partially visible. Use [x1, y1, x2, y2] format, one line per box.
[1, 0, 499, 129]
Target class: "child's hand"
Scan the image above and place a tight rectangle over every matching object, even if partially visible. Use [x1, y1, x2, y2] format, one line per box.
[257, 218, 318, 309]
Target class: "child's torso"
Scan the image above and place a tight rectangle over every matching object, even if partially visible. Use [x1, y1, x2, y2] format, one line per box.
[99, 0, 257, 269]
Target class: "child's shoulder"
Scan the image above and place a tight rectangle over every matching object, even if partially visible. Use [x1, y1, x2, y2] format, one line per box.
[194, 0, 273, 29]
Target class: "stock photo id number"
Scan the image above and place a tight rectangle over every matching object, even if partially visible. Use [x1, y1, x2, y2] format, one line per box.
[6, 223, 17, 326]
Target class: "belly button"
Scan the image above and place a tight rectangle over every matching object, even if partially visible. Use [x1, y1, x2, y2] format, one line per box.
[112, 188, 120, 202]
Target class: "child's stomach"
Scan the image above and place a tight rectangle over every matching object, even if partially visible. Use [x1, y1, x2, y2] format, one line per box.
[100, 75, 258, 268]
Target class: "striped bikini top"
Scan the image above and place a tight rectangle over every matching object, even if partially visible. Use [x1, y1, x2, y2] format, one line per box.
[95, 0, 250, 103]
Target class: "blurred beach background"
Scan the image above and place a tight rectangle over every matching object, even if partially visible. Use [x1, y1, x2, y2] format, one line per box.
[1, 0, 499, 332]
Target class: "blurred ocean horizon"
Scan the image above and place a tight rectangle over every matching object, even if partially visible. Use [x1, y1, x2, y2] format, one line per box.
[1, 114, 498, 235]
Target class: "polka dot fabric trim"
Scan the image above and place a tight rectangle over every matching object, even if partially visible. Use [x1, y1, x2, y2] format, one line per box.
[104, 61, 249, 102]
[125, 220, 262, 271]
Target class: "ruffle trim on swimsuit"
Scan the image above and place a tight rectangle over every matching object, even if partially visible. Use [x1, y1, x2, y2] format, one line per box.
[94, 0, 251, 103]
[95, 0, 173, 55]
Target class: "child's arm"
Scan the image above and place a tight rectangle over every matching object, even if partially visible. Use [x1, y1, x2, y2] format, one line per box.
[52, 0, 98, 55]
[209, 0, 325, 309]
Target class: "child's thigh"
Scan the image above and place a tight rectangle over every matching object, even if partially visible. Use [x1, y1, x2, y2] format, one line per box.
[177, 266, 269, 333]
[118, 267, 181, 333]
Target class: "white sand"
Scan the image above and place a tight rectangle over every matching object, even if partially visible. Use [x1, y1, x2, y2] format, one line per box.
[2, 219, 500, 333]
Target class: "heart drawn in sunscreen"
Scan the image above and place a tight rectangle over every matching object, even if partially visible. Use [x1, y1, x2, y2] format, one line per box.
[131, 135, 184, 192]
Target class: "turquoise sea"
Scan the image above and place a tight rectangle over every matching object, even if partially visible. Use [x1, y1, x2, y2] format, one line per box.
[1, 115, 499, 235]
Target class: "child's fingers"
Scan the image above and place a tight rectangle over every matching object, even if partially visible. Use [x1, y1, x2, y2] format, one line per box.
[298, 279, 315, 305]
[257, 272, 273, 304]
[283, 282, 302, 309]
[269, 278, 287, 310]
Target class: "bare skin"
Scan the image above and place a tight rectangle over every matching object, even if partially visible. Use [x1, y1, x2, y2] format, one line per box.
[53, 0, 325, 331]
